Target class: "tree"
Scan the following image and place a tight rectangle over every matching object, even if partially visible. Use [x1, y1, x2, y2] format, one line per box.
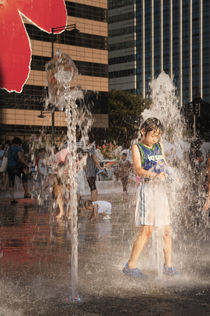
[108, 90, 150, 147]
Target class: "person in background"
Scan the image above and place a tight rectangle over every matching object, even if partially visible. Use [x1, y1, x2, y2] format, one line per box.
[204, 152, 210, 212]
[37, 148, 48, 179]
[118, 152, 132, 196]
[82, 199, 112, 221]
[53, 146, 69, 220]
[1, 141, 10, 191]
[7, 137, 30, 204]
[84, 132, 102, 201]
[0, 143, 4, 169]
[199, 142, 210, 168]
[0, 143, 5, 189]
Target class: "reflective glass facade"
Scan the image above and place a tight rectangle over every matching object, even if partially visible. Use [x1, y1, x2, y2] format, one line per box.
[0, 0, 108, 140]
[109, 0, 210, 105]
[108, 0, 136, 93]
[136, 0, 210, 105]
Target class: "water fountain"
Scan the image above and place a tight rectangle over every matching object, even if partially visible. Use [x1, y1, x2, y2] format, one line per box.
[137, 72, 191, 277]
[137, 71, 209, 279]
[0, 67, 209, 314]
[30, 50, 92, 301]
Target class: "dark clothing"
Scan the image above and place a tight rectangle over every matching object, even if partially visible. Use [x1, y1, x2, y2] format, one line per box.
[85, 144, 98, 191]
[118, 160, 131, 177]
[118, 159, 131, 192]
[85, 145, 97, 178]
[8, 145, 22, 167]
[8, 166, 28, 187]
[121, 176, 129, 192]
[87, 176, 96, 191]
[7, 145, 28, 187]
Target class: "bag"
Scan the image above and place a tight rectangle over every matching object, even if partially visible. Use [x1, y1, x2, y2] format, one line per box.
[0, 156, 8, 172]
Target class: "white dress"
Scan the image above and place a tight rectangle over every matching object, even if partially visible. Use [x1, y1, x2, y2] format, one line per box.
[135, 181, 170, 227]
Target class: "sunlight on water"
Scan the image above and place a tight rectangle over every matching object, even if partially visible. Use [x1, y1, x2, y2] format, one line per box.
[139, 72, 209, 278]
[29, 50, 92, 299]
[45, 50, 92, 299]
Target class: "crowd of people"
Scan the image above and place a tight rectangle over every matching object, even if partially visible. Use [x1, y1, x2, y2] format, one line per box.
[0, 134, 135, 222]
[0, 118, 210, 279]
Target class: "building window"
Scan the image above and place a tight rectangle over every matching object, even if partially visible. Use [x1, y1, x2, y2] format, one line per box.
[65, 1, 107, 22]
[31, 56, 108, 78]
[25, 24, 108, 50]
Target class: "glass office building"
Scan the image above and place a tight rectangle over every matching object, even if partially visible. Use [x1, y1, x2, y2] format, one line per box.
[108, 0, 137, 93]
[0, 0, 108, 141]
[109, 0, 210, 106]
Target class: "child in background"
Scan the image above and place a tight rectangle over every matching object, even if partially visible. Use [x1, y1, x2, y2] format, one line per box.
[53, 147, 70, 220]
[37, 148, 48, 178]
[123, 117, 177, 278]
[83, 200, 112, 221]
[118, 152, 132, 195]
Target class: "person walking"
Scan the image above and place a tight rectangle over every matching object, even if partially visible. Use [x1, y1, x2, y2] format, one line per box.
[7, 137, 30, 204]
[85, 133, 102, 201]
[118, 152, 132, 195]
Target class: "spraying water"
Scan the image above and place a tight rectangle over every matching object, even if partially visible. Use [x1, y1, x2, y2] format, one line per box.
[36, 50, 92, 300]
[139, 72, 191, 277]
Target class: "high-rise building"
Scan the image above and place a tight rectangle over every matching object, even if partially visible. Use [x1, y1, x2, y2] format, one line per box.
[108, 0, 136, 93]
[0, 0, 108, 141]
[109, 0, 210, 106]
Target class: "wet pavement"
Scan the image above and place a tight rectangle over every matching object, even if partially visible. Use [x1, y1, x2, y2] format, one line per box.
[0, 183, 210, 316]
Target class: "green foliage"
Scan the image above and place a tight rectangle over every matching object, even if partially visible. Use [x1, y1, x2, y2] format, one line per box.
[108, 90, 150, 147]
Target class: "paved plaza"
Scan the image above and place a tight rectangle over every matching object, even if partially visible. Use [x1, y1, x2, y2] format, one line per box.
[0, 182, 209, 315]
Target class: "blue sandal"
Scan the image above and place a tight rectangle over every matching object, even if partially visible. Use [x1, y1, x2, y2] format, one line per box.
[122, 263, 147, 279]
[163, 265, 178, 276]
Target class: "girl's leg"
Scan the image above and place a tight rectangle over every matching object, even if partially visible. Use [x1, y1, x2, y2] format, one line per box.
[128, 225, 153, 269]
[163, 225, 172, 267]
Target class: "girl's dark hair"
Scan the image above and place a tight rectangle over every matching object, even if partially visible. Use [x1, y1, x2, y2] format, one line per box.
[140, 117, 164, 136]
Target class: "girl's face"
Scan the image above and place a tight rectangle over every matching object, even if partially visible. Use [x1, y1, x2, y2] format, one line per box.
[141, 128, 162, 147]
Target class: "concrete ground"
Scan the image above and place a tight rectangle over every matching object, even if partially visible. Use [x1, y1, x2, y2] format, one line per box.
[0, 181, 209, 316]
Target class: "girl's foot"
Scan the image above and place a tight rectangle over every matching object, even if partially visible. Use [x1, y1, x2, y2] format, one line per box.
[122, 263, 147, 279]
[163, 265, 178, 276]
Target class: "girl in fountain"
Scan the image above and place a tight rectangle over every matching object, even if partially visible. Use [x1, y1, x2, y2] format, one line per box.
[123, 117, 177, 278]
